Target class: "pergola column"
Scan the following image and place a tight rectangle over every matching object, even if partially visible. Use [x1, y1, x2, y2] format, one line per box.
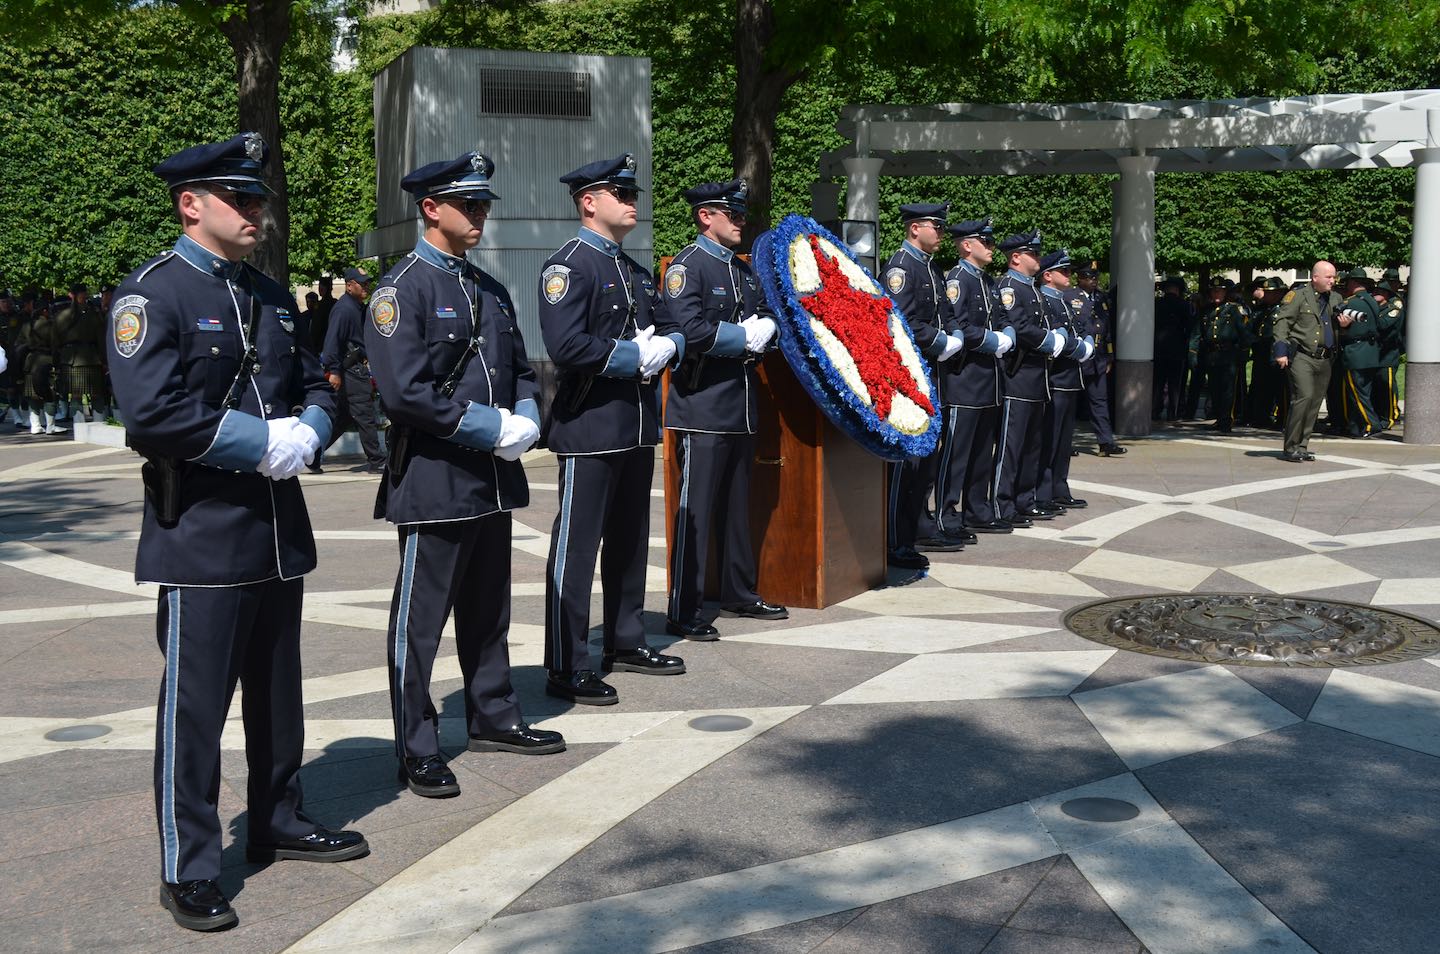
[1404, 110, 1440, 444]
[841, 156, 884, 268]
[1113, 154, 1159, 437]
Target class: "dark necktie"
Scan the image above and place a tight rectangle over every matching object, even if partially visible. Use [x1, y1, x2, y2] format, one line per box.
[1318, 291, 1334, 349]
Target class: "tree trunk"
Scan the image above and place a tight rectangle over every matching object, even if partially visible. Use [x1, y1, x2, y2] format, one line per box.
[215, 1, 291, 283]
[733, 0, 801, 249]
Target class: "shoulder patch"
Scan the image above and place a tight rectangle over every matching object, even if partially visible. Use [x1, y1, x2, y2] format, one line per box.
[999, 286, 1016, 310]
[884, 267, 907, 294]
[1282, 290, 1296, 304]
[370, 287, 400, 338]
[945, 279, 961, 304]
[543, 264, 572, 305]
[112, 295, 148, 358]
[665, 263, 687, 299]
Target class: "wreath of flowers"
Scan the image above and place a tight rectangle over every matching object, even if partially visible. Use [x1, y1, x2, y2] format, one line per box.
[753, 214, 941, 460]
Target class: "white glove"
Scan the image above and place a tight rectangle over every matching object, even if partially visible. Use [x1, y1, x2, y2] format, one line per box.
[258, 418, 306, 480]
[1080, 341, 1096, 361]
[0, 345, 7, 376]
[938, 335, 965, 362]
[493, 408, 541, 461]
[640, 334, 677, 377]
[741, 315, 777, 352]
[994, 331, 1015, 356]
[292, 420, 322, 466]
[1049, 328, 1067, 358]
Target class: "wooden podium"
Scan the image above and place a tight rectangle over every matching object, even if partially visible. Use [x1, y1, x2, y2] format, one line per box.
[662, 352, 888, 609]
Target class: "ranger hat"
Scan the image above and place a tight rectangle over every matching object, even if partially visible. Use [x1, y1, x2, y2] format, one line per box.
[401, 152, 500, 203]
[154, 132, 272, 196]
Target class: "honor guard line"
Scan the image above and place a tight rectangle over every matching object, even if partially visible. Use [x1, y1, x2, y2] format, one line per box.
[814, 91, 1440, 443]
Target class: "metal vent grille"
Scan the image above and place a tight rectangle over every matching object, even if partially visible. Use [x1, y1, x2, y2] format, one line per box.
[479, 68, 591, 119]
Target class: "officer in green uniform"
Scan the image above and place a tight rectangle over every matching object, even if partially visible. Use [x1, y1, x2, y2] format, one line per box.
[1189, 277, 1252, 432]
[1336, 268, 1383, 437]
[1373, 277, 1405, 428]
[1246, 277, 1288, 429]
[1273, 261, 1340, 461]
[18, 294, 66, 435]
[55, 283, 109, 423]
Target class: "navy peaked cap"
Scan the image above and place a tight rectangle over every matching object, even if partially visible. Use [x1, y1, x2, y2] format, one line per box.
[900, 202, 949, 223]
[401, 152, 499, 202]
[154, 132, 272, 195]
[560, 153, 642, 195]
[684, 178, 748, 214]
[947, 217, 993, 239]
[997, 230, 1042, 253]
[1039, 249, 1072, 271]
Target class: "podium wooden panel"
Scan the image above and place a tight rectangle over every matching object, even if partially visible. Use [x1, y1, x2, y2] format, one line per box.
[662, 353, 888, 610]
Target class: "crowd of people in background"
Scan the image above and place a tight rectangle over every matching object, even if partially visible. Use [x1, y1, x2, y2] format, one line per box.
[1152, 266, 1408, 439]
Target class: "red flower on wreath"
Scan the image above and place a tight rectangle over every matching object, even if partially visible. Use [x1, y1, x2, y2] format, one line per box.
[798, 235, 934, 419]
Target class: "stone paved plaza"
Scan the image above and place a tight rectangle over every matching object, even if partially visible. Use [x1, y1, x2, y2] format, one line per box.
[2, 423, 1439, 954]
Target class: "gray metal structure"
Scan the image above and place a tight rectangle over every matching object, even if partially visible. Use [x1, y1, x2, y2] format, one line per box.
[817, 92, 1440, 441]
[358, 47, 654, 363]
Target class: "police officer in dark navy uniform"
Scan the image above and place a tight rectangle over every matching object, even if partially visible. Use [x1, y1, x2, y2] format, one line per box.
[662, 178, 788, 640]
[935, 217, 1016, 536]
[881, 202, 967, 569]
[539, 154, 688, 705]
[1074, 264, 1125, 456]
[366, 152, 564, 800]
[316, 266, 385, 473]
[106, 133, 367, 933]
[993, 230, 1086, 525]
[1037, 249, 1095, 510]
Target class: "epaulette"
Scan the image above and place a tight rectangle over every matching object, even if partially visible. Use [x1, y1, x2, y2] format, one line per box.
[135, 250, 178, 282]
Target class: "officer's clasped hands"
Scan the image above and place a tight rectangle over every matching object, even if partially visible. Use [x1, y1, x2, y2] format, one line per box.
[258, 417, 320, 481]
[995, 327, 1016, 356]
[938, 335, 965, 362]
[740, 314, 777, 353]
[491, 406, 541, 461]
[1049, 327, 1068, 358]
[636, 325, 677, 378]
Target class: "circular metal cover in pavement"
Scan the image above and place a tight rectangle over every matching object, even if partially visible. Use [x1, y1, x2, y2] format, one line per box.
[1063, 593, 1440, 668]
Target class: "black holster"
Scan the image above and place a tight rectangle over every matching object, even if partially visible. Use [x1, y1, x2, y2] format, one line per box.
[387, 424, 412, 479]
[140, 456, 182, 528]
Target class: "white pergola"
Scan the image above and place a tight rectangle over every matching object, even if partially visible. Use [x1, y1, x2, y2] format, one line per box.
[814, 91, 1440, 441]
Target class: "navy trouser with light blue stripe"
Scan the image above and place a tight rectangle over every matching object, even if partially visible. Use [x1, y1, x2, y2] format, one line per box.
[545, 450, 653, 675]
[1039, 389, 1079, 503]
[993, 397, 1044, 520]
[387, 515, 523, 761]
[153, 580, 316, 884]
[667, 432, 759, 623]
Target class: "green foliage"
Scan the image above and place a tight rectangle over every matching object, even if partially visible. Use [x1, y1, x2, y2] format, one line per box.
[0, 4, 354, 288]
[1, 0, 1433, 287]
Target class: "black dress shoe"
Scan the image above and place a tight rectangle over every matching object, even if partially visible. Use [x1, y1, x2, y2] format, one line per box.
[955, 528, 979, 545]
[1034, 501, 1066, 514]
[397, 754, 460, 797]
[546, 669, 619, 705]
[1098, 443, 1128, 456]
[603, 645, 686, 675]
[306, 463, 324, 474]
[1303, 451, 1317, 461]
[887, 546, 930, 570]
[1007, 515, 1034, 529]
[1019, 507, 1056, 521]
[916, 534, 964, 552]
[1280, 451, 1305, 462]
[248, 827, 369, 863]
[721, 600, 789, 620]
[969, 519, 1013, 534]
[161, 879, 237, 932]
[666, 617, 720, 640]
[469, 723, 566, 755]
[1053, 496, 1088, 509]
